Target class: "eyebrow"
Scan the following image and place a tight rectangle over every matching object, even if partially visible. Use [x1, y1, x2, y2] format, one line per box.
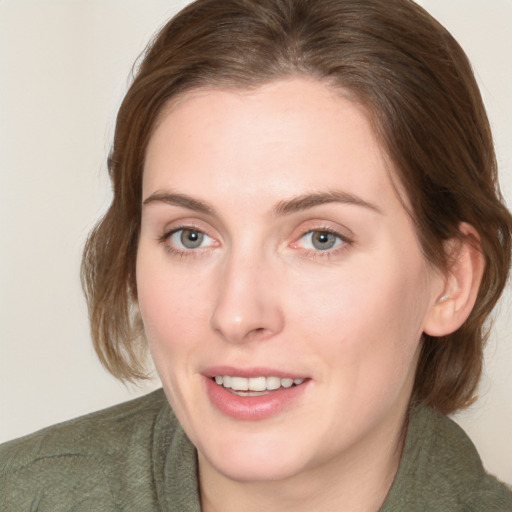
[142, 189, 382, 216]
[272, 190, 383, 216]
[142, 191, 214, 215]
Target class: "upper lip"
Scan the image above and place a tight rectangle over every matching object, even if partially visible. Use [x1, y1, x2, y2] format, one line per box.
[202, 366, 308, 379]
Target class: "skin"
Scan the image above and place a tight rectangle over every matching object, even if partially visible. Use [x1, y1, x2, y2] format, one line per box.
[137, 78, 449, 512]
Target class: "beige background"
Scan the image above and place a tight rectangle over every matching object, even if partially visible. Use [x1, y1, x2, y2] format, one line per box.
[1, 0, 511, 484]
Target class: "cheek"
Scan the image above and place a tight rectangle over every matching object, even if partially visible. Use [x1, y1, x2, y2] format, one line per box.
[136, 252, 215, 412]
[286, 251, 431, 377]
[136, 250, 210, 359]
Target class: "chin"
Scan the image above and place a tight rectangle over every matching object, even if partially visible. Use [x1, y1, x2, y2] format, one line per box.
[198, 431, 312, 483]
[209, 454, 307, 483]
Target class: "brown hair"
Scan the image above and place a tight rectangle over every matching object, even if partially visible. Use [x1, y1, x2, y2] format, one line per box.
[82, 0, 512, 414]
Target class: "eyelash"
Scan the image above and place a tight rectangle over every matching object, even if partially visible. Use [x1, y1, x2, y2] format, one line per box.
[158, 226, 215, 258]
[293, 227, 352, 259]
[158, 225, 353, 259]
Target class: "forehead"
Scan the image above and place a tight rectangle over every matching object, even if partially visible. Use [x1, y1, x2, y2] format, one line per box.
[143, 78, 400, 213]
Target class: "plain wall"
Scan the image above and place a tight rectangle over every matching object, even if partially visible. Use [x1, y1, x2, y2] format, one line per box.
[0, 0, 511, 484]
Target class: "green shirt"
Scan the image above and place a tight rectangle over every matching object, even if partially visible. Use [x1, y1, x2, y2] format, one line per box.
[1, 389, 511, 511]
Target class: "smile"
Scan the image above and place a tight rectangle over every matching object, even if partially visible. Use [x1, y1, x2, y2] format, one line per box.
[214, 375, 305, 394]
[206, 374, 310, 420]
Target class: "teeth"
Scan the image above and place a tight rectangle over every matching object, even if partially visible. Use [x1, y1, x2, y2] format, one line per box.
[266, 376, 281, 390]
[230, 376, 248, 391]
[214, 375, 305, 391]
[281, 378, 293, 388]
[248, 376, 266, 391]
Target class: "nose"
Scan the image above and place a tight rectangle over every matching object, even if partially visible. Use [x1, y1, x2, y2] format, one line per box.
[210, 251, 285, 344]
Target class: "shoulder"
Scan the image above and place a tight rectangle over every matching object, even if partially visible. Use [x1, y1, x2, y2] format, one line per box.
[0, 389, 174, 511]
[425, 407, 512, 510]
[0, 388, 169, 468]
[381, 405, 512, 511]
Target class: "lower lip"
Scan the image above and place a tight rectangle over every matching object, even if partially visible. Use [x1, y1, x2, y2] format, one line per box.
[205, 377, 309, 421]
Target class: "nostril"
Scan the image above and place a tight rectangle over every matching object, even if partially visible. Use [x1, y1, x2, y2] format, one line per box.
[210, 280, 285, 343]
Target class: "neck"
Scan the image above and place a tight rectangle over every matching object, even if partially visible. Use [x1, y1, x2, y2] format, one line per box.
[199, 409, 407, 512]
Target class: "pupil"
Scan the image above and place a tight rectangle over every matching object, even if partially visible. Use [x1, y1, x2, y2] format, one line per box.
[181, 229, 203, 248]
[312, 231, 335, 250]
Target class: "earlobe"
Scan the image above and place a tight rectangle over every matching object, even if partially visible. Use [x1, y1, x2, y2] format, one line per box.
[423, 223, 485, 337]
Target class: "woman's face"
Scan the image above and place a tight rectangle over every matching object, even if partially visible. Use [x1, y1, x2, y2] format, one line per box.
[137, 78, 444, 483]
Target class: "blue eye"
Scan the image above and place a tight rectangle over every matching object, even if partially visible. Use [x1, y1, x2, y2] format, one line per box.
[300, 230, 344, 251]
[169, 228, 213, 250]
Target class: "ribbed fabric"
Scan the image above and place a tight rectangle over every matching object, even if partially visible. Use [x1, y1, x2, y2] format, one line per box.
[1, 389, 511, 511]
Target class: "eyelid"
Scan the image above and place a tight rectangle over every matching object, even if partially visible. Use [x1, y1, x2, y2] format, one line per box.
[290, 219, 353, 243]
[289, 222, 354, 257]
[158, 220, 220, 256]
[294, 229, 348, 247]
[158, 217, 216, 240]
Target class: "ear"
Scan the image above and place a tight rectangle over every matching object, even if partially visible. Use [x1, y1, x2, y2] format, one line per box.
[423, 223, 485, 337]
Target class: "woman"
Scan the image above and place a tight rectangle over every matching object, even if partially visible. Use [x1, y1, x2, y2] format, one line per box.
[1, 0, 511, 510]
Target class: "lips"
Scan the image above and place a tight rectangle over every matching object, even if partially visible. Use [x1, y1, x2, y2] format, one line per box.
[203, 367, 309, 420]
